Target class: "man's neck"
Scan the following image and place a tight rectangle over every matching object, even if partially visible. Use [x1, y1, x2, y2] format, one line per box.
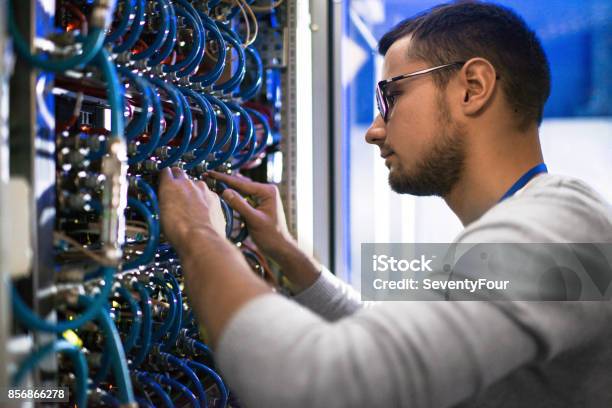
[444, 129, 544, 226]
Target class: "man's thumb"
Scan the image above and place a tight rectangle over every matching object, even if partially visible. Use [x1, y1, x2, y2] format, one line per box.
[222, 189, 258, 223]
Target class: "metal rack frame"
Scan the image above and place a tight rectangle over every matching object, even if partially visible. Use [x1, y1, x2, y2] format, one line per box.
[0, 0, 11, 391]
[280, 0, 316, 258]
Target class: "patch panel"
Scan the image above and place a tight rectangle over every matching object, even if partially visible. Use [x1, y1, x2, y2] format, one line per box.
[6, 0, 288, 406]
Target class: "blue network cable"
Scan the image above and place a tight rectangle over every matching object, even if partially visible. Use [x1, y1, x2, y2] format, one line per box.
[179, 87, 213, 151]
[150, 278, 177, 344]
[105, 0, 137, 44]
[219, 197, 234, 239]
[236, 46, 264, 101]
[193, 339, 213, 358]
[181, 334, 213, 358]
[123, 197, 159, 270]
[187, 360, 229, 408]
[134, 371, 174, 408]
[95, 45, 126, 138]
[80, 190, 156, 278]
[151, 373, 199, 408]
[148, 78, 184, 146]
[208, 123, 238, 170]
[183, 94, 218, 171]
[204, 95, 237, 170]
[12, 266, 115, 333]
[245, 107, 272, 156]
[147, 3, 177, 67]
[113, 0, 146, 53]
[225, 101, 254, 153]
[232, 220, 250, 244]
[12, 340, 88, 408]
[158, 90, 193, 168]
[131, 281, 153, 367]
[87, 44, 126, 160]
[159, 352, 208, 407]
[163, 273, 183, 350]
[78, 296, 136, 406]
[232, 134, 257, 169]
[133, 177, 160, 216]
[116, 285, 143, 353]
[163, 5, 204, 75]
[136, 397, 155, 408]
[242, 249, 263, 274]
[174, 0, 207, 76]
[231, 105, 258, 168]
[148, 1, 177, 66]
[118, 67, 153, 142]
[128, 79, 162, 165]
[132, 0, 171, 60]
[8, 0, 114, 72]
[14, 3, 275, 405]
[190, 13, 226, 86]
[91, 284, 143, 386]
[213, 24, 246, 93]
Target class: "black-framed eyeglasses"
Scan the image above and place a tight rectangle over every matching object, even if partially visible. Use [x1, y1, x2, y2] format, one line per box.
[375, 61, 466, 122]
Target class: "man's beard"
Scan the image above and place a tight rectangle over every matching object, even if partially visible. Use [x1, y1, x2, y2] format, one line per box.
[388, 95, 466, 197]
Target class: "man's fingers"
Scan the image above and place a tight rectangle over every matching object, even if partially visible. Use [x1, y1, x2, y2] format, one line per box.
[158, 167, 174, 195]
[170, 167, 187, 179]
[233, 172, 252, 181]
[209, 171, 266, 196]
[196, 180, 210, 193]
[222, 189, 259, 223]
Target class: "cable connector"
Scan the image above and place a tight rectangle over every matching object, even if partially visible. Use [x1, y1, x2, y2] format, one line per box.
[91, 0, 117, 30]
[100, 137, 128, 265]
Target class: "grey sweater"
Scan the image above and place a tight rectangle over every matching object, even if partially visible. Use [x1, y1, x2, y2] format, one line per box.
[216, 174, 612, 408]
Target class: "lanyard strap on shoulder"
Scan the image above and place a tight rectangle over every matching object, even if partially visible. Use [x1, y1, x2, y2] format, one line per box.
[499, 163, 548, 202]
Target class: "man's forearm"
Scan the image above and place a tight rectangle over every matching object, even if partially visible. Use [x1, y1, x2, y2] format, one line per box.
[270, 238, 322, 293]
[176, 228, 272, 347]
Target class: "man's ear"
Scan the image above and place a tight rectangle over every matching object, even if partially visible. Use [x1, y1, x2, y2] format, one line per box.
[458, 58, 498, 116]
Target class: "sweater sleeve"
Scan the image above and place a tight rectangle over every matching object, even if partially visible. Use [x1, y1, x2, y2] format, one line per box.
[216, 290, 611, 408]
[216, 196, 612, 408]
[292, 266, 374, 321]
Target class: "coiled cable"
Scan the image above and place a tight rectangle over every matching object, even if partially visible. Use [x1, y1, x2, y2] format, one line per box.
[132, 0, 171, 60]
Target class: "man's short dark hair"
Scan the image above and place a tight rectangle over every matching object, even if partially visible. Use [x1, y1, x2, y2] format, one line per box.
[378, 1, 551, 130]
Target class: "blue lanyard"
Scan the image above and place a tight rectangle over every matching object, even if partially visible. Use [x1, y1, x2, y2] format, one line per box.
[498, 163, 548, 202]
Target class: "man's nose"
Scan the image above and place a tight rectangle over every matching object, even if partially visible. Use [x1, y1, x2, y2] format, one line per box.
[365, 114, 386, 145]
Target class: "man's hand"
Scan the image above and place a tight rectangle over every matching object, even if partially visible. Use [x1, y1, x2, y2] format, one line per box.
[158, 167, 226, 253]
[157, 167, 271, 347]
[209, 171, 322, 291]
[208, 171, 295, 259]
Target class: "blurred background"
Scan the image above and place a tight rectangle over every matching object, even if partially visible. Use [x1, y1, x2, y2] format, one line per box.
[333, 0, 612, 288]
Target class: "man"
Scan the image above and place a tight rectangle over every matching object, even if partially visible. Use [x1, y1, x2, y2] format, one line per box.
[158, 2, 612, 407]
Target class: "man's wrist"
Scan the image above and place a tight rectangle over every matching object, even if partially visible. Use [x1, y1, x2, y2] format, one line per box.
[267, 235, 301, 265]
[266, 237, 322, 291]
[173, 226, 229, 259]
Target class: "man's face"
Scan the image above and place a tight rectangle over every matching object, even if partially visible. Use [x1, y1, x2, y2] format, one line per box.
[366, 36, 466, 197]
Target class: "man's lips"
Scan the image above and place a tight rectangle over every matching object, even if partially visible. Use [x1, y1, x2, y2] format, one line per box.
[381, 151, 394, 168]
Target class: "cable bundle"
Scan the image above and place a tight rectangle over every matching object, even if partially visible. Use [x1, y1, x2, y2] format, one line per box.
[8, 0, 286, 406]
